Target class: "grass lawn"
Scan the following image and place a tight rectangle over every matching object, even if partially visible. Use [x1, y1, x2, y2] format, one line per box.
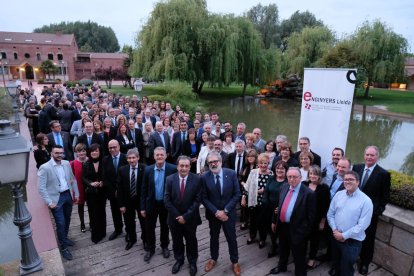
[354, 88, 414, 115]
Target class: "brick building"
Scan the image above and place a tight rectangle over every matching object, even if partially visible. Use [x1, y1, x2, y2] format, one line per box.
[0, 31, 127, 82]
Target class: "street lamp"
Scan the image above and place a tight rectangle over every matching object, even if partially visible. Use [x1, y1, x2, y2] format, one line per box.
[0, 120, 43, 275]
[6, 82, 20, 123]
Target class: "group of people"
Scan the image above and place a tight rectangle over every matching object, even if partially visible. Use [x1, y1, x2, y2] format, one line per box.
[32, 83, 390, 276]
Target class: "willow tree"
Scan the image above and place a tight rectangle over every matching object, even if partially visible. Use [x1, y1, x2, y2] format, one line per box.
[351, 20, 408, 98]
[282, 26, 335, 77]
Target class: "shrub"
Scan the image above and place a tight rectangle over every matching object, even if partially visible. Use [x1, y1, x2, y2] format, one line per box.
[38, 78, 44, 84]
[389, 170, 414, 210]
[79, 79, 93, 86]
[65, 81, 78, 88]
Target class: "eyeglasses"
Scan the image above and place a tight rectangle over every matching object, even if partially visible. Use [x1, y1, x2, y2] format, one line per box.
[207, 160, 220, 165]
[344, 178, 357, 182]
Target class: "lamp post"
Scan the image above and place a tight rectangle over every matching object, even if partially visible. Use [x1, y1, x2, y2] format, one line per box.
[0, 120, 43, 275]
[5, 82, 20, 123]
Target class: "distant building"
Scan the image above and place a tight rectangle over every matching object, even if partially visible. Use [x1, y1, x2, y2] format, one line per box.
[0, 31, 127, 82]
[406, 58, 414, 90]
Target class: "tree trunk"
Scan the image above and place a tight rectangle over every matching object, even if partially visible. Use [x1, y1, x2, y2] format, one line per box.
[192, 81, 204, 94]
[364, 77, 371, 98]
[241, 82, 247, 97]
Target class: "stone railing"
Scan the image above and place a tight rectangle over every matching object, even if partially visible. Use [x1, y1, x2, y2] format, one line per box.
[374, 204, 414, 276]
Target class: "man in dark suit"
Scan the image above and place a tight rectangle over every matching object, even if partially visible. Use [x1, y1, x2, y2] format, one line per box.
[47, 120, 74, 161]
[76, 121, 102, 149]
[141, 146, 177, 263]
[352, 146, 391, 275]
[213, 139, 229, 168]
[149, 121, 171, 157]
[270, 167, 316, 275]
[233, 122, 246, 142]
[164, 156, 202, 276]
[293, 137, 321, 168]
[228, 139, 246, 180]
[201, 152, 241, 276]
[171, 120, 188, 162]
[143, 108, 156, 128]
[127, 119, 144, 157]
[102, 139, 128, 240]
[117, 148, 146, 250]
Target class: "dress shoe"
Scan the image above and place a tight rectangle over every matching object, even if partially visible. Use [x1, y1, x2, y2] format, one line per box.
[204, 259, 216, 272]
[259, 241, 265, 248]
[246, 238, 256, 245]
[144, 251, 154, 262]
[189, 263, 197, 276]
[232, 263, 241, 276]
[359, 265, 369, 275]
[125, 241, 136, 250]
[109, 231, 122, 241]
[240, 224, 248, 230]
[267, 249, 279, 258]
[162, 247, 170, 258]
[269, 266, 287, 274]
[328, 267, 336, 276]
[80, 224, 86, 233]
[61, 248, 73, 261]
[66, 239, 75, 246]
[171, 261, 184, 274]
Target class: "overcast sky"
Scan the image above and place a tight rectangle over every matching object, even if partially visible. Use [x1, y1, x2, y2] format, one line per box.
[1, 0, 413, 51]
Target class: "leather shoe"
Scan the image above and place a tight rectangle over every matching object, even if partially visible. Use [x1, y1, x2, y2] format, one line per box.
[162, 247, 170, 258]
[66, 239, 75, 246]
[359, 265, 369, 275]
[204, 259, 216, 272]
[328, 268, 336, 276]
[109, 231, 122, 241]
[171, 261, 184, 274]
[144, 251, 154, 262]
[125, 241, 136, 250]
[269, 266, 287, 274]
[246, 238, 256, 245]
[189, 263, 197, 276]
[61, 248, 73, 261]
[232, 263, 241, 276]
[259, 241, 265, 248]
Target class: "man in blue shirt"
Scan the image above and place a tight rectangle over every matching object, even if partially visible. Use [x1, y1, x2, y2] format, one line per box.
[141, 147, 177, 263]
[327, 171, 373, 276]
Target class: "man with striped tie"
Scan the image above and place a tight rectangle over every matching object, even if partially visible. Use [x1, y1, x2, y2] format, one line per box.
[117, 148, 146, 250]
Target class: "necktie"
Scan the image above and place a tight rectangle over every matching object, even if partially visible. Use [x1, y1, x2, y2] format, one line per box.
[215, 175, 221, 195]
[88, 136, 92, 146]
[280, 188, 294, 222]
[113, 156, 118, 172]
[180, 178, 185, 199]
[360, 168, 370, 190]
[130, 167, 136, 197]
[131, 131, 135, 142]
[56, 133, 63, 146]
[236, 155, 242, 175]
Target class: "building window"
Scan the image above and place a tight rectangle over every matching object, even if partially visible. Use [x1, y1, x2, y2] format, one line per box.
[24, 53, 30, 59]
[48, 53, 54, 60]
[57, 53, 63, 60]
[14, 52, 18, 60]
[1, 52, 6, 59]
[36, 53, 41, 61]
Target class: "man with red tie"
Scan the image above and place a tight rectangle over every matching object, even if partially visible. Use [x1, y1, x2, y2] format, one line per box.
[164, 156, 202, 276]
[270, 167, 316, 275]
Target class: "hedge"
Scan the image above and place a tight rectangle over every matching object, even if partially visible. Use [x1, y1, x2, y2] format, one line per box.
[389, 170, 414, 210]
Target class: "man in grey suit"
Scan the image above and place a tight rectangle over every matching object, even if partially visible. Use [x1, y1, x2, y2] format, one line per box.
[37, 145, 79, 260]
[47, 120, 74, 161]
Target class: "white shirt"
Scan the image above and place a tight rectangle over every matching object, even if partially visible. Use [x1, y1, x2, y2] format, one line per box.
[51, 158, 69, 192]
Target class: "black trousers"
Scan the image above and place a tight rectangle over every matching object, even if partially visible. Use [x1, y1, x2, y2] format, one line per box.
[123, 196, 146, 244]
[87, 191, 107, 243]
[108, 191, 123, 233]
[169, 221, 198, 264]
[278, 222, 307, 276]
[208, 215, 239, 264]
[146, 201, 170, 252]
[360, 215, 379, 266]
[249, 205, 267, 241]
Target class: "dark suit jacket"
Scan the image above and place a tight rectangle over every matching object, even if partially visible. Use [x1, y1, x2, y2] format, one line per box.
[143, 116, 156, 128]
[233, 133, 246, 142]
[228, 151, 246, 171]
[149, 131, 171, 156]
[182, 140, 201, 158]
[329, 173, 345, 195]
[77, 133, 103, 149]
[102, 153, 128, 196]
[164, 172, 202, 225]
[293, 150, 321, 168]
[171, 131, 187, 162]
[117, 164, 146, 208]
[47, 131, 73, 160]
[352, 164, 390, 216]
[201, 168, 241, 220]
[116, 134, 136, 154]
[127, 128, 144, 157]
[141, 162, 177, 214]
[274, 183, 316, 245]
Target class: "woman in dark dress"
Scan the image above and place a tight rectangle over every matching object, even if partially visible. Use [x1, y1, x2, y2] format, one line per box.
[34, 133, 51, 169]
[82, 143, 106, 243]
[305, 165, 330, 269]
[264, 160, 288, 258]
[103, 117, 116, 156]
[239, 149, 258, 230]
[116, 123, 135, 154]
[271, 141, 299, 170]
[182, 128, 201, 173]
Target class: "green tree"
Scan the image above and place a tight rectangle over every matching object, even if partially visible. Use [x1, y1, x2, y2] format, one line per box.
[40, 60, 58, 79]
[351, 20, 408, 98]
[246, 3, 281, 49]
[34, 21, 120, 52]
[280, 10, 324, 51]
[283, 26, 335, 77]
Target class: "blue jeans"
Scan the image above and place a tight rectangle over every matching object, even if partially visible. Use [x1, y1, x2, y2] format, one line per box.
[332, 237, 362, 276]
[51, 190, 73, 250]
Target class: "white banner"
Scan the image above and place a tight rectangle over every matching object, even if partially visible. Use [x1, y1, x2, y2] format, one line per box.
[298, 68, 356, 167]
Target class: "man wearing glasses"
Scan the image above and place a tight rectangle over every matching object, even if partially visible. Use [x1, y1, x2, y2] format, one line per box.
[201, 152, 241, 276]
[327, 171, 373, 276]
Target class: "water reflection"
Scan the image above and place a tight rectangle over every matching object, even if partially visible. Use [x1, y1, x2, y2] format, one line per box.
[0, 186, 20, 264]
[206, 96, 414, 176]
